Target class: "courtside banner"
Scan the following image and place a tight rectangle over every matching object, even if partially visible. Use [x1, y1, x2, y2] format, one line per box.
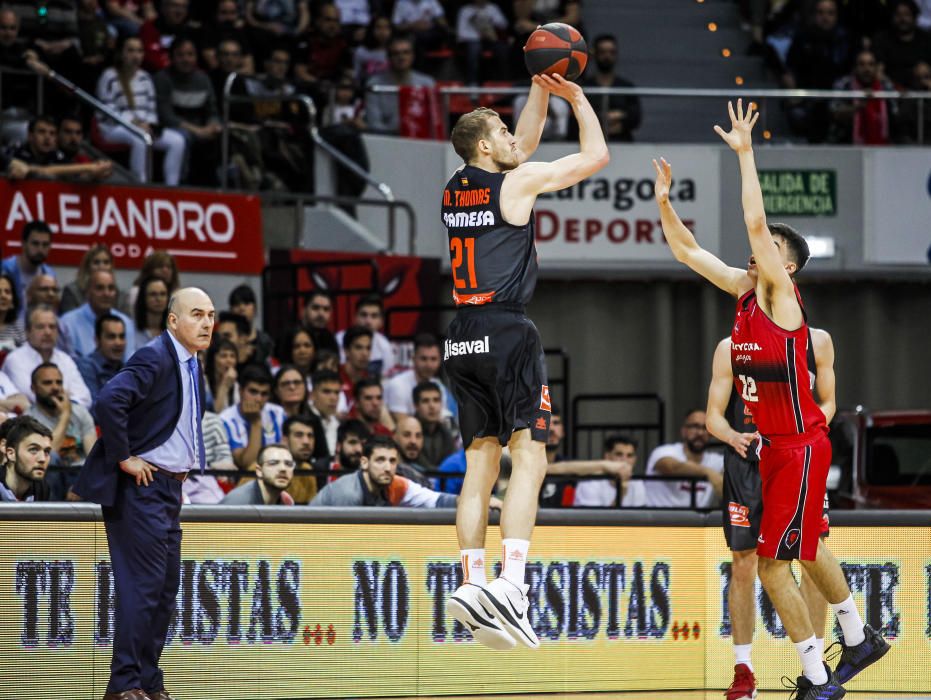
[0, 179, 264, 273]
[527, 144, 721, 263]
[0, 522, 927, 699]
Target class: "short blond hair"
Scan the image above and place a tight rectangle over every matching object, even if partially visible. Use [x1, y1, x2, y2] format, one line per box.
[450, 108, 499, 163]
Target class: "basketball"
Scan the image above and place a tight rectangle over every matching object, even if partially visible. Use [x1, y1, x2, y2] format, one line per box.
[523, 23, 588, 81]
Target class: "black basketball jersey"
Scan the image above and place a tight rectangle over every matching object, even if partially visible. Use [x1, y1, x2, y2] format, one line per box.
[441, 165, 538, 306]
[725, 330, 818, 461]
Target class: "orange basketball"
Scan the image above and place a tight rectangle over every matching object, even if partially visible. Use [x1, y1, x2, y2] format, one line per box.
[523, 23, 588, 81]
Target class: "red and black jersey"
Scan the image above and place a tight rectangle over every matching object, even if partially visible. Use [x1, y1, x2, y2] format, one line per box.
[440, 165, 538, 306]
[730, 287, 825, 440]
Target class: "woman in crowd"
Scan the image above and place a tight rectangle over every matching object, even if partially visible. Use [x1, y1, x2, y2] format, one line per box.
[95, 35, 188, 184]
[275, 325, 316, 383]
[0, 273, 24, 353]
[124, 250, 181, 313]
[229, 284, 274, 367]
[353, 15, 392, 84]
[205, 337, 240, 413]
[133, 275, 169, 347]
[271, 364, 312, 417]
[60, 245, 113, 314]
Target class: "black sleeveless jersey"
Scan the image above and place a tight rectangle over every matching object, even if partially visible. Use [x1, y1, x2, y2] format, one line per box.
[440, 165, 538, 306]
[726, 329, 817, 462]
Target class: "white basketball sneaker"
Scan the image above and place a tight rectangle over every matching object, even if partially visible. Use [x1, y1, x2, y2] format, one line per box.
[446, 583, 516, 650]
[478, 576, 540, 649]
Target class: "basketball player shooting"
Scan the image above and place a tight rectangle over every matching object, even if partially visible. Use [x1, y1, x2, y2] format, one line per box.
[441, 73, 609, 650]
[652, 99, 889, 697]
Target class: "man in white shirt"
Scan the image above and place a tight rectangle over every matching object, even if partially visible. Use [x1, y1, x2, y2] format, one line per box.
[644, 409, 724, 509]
[573, 435, 638, 507]
[384, 333, 449, 421]
[3, 305, 92, 408]
[309, 369, 342, 457]
[220, 365, 287, 469]
[59, 270, 136, 360]
[335, 295, 394, 375]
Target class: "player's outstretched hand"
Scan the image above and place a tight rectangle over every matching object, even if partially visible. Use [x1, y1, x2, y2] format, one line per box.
[534, 73, 582, 102]
[652, 157, 672, 205]
[714, 98, 759, 153]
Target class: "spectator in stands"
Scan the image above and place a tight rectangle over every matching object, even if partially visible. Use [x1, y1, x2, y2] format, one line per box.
[531, 0, 581, 25]
[25, 274, 61, 315]
[61, 246, 112, 314]
[282, 414, 329, 503]
[26, 363, 97, 500]
[782, 0, 855, 142]
[898, 60, 931, 143]
[413, 381, 455, 468]
[0, 273, 24, 352]
[311, 434, 460, 507]
[301, 289, 340, 356]
[245, 0, 310, 60]
[105, 0, 156, 37]
[339, 325, 373, 412]
[4, 306, 92, 408]
[0, 370, 28, 417]
[539, 406, 569, 505]
[309, 368, 342, 455]
[222, 443, 297, 504]
[77, 0, 112, 91]
[58, 116, 112, 178]
[365, 34, 435, 134]
[209, 37, 249, 117]
[333, 417, 368, 473]
[643, 409, 724, 509]
[139, 0, 193, 72]
[272, 365, 313, 416]
[125, 250, 179, 313]
[391, 0, 450, 63]
[221, 364, 288, 469]
[0, 416, 52, 502]
[205, 337, 239, 413]
[572, 435, 637, 507]
[350, 377, 395, 436]
[455, 0, 509, 86]
[25, 0, 83, 82]
[322, 72, 366, 129]
[513, 87, 570, 141]
[217, 311, 254, 369]
[384, 333, 448, 421]
[75, 313, 126, 401]
[335, 295, 393, 373]
[579, 34, 641, 142]
[335, 0, 371, 43]
[829, 48, 899, 144]
[276, 325, 316, 379]
[155, 36, 223, 185]
[59, 270, 136, 360]
[295, 2, 353, 89]
[131, 274, 169, 348]
[872, 0, 931, 87]
[96, 35, 187, 185]
[0, 10, 40, 143]
[394, 413, 432, 486]
[229, 284, 274, 367]
[182, 408, 236, 504]
[2, 221, 55, 316]
[200, 1, 255, 76]
[5, 115, 112, 181]
[353, 14, 391, 83]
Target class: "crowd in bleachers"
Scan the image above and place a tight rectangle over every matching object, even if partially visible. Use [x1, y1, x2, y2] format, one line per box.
[740, 0, 931, 143]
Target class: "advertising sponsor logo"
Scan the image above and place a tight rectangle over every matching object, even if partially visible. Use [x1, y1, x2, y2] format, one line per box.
[443, 335, 490, 360]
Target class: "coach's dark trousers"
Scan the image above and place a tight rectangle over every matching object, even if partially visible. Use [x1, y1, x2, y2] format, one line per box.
[102, 470, 183, 694]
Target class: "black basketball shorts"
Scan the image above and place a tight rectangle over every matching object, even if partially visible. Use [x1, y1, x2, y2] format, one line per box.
[723, 448, 830, 553]
[444, 304, 550, 448]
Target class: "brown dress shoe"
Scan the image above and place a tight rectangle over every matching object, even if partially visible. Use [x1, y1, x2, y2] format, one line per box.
[147, 691, 177, 700]
[102, 690, 152, 700]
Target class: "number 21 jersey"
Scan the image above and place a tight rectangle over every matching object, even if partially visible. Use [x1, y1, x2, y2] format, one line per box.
[441, 165, 538, 307]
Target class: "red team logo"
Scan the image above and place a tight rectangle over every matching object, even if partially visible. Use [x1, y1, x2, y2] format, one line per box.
[728, 502, 751, 528]
[540, 385, 552, 412]
[785, 529, 801, 548]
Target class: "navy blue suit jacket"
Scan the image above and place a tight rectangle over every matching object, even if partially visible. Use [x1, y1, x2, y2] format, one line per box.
[75, 332, 205, 507]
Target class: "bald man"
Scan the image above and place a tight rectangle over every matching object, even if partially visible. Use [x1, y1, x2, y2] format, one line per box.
[76, 288, 214, 700]
[394, 414, 432, 486]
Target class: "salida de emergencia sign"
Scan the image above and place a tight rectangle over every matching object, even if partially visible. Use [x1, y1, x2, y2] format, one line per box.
[759, 169, 836, 217]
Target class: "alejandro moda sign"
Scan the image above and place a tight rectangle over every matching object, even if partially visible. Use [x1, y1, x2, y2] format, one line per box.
[759, 169, 837, 217]
[0, 179, 264, 274]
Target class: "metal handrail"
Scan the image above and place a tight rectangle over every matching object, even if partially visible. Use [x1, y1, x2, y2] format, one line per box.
[221, 72, 394, 201]
[23, 63, 154, 181]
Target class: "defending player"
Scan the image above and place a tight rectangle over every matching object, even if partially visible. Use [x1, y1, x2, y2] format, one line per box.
[442, 74, 609, 650]
[707, 329, 834, 700]
[653, 100, 888, 696]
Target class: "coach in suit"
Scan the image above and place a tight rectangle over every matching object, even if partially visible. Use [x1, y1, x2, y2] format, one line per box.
[75, 288, 214, 700]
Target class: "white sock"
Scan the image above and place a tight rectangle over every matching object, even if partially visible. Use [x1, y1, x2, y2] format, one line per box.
[831, 595, 866, 646]
[815, 637, 824, 657]
[460, 548, 487, 586]
[733, 643, 753, 672]
[501, 538, 530, 585]
[795, 635, 827, 685]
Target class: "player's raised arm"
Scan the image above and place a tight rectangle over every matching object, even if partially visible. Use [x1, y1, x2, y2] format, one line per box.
[653, 157, 750, 298]
[706, 337, 757, 459]
[810, 328, 837, 424]
[513, 77, 551, 163]
[502, 74, 609, 221]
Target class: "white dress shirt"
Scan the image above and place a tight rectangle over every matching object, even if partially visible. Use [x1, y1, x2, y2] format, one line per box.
[3, 344, 92, 408]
